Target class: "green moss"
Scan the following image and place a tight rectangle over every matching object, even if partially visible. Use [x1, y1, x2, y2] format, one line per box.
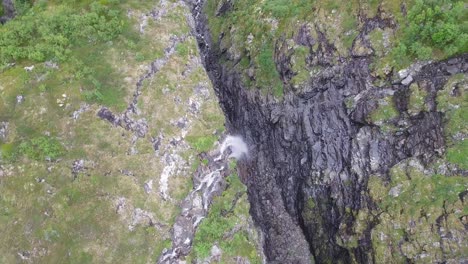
[368, 159, 468, 262]
[176, 42, 190, 58]
[344, 97, 355, 109]
[256, 45, 283, 97]
[343, 31, 358, 51]
[436, 74, 467, 169]
[369, 96, 399, 124]
[301, 197, 316, 223]
[0, 143, 16, 161]
[446, 133, 468, 170]
[445, 105, 467, 138]
[407, 83, 428, 115]
[323, 0, 339, 11]
[436, 74, 466, 112]
[290, 46, 310, 87]
[186, 135, 217, 153]
[341, 11, 357, 32]
[306, 197, 316, 209]
[18, 136, 64, 161]
[191, 173, 260, 263]
[369, 29, 384, 56]
[383, 164, 465, 218]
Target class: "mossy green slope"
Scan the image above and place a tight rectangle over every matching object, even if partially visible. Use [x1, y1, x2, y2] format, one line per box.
[0, 0, 249, 263]
[367, 159, 467, 263]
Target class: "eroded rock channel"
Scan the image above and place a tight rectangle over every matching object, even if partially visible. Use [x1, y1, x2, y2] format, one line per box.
[186, 0, 468, 263]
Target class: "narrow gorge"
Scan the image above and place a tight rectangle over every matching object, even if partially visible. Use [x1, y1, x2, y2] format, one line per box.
[186, 0, 468, 262]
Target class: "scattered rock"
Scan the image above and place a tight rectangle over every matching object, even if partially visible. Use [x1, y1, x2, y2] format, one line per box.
[129, 208, 156, 231]
[144, 180, 153, 194]
[151, 134, 164, 151]
[16, 95, 24, 104]
[188, 98, 201, 114]
[119, 169, 134, 177]
[388, 184, 402, 197]
[24, 65, 34, 72]
[157, 144, 231, 263]
[446, 64, 459, 75]
[139, 14, 149, 33]
[72, 159, 85, 177]
[71, 104, 90, 120]
[352, 38, 373, 57]
[194, 83, 211, 99]
[401, 75, 413, 85]
[210, 244, 222, 262]
[172, 117, 189, 129]
[44, 61, 59, 69]
[115, 197, 127, 215]
[398, 69, 409, 79]
[0, 122, 9, 142]
[17, 251, 30, 260]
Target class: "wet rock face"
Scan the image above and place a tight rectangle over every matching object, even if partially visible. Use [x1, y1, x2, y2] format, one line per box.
[187, 1, 467, 263]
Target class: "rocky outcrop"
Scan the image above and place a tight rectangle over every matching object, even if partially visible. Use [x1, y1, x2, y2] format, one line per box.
[186, 0, 468, 263]
[0, 0, 15, 23]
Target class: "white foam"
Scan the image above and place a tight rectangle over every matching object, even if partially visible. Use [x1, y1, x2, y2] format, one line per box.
[219, 135, 248, 160]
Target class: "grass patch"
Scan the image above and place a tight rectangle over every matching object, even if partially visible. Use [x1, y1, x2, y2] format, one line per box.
[17, 136, 64, 161]
[368, 96, 399, 124]
[436, 74, 467, 169]
[256, 45, 283, 97]
[446, 139, 468, 170]
[0, 142, 16, 161]
[290, 46, 310, 87]
[369, 29, 384, 56]
[191, 173, 260, 263]
[186, 135, 217, 153]
[383, 163, 467, 218]
[368, 159, 468, 262]
[408, 83, 428, 115]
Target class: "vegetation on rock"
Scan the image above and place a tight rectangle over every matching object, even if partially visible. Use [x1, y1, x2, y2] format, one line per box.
[206, 0, 467, 95]
[190, 169, 261, 263]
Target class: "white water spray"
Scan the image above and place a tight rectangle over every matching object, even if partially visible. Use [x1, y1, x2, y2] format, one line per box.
[219, 135, 249, 160]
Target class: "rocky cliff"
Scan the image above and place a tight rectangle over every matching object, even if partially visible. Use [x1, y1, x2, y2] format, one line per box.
[187, 0, 468, 262]
[0, 0, 15, 23]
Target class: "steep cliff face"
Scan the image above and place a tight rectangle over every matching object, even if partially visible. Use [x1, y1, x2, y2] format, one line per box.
[187, 0, 468, 262]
